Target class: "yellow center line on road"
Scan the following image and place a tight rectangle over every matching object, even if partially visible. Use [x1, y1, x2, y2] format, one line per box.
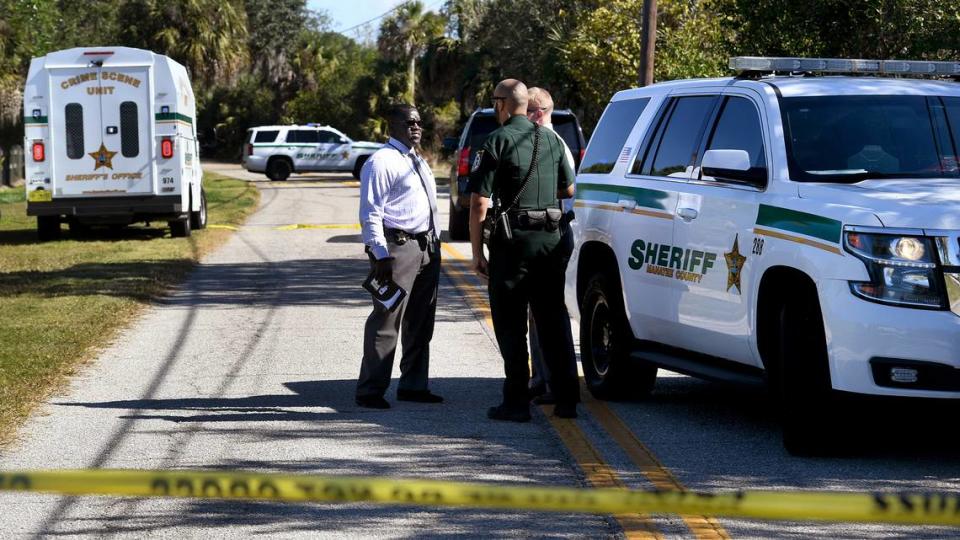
[441, 243, 661, 539]
[441, 242, 731, 540]
[274, 224, 361, 230]
[583, 393, 731, 540]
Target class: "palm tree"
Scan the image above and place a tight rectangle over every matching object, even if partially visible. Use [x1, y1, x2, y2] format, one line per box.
[122, 0, 250, 88]
[377, 1, 446, 103]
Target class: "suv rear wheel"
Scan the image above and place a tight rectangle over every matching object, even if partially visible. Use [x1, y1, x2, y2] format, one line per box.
[776, 288, 837, 456]
[580, 271, 657, 400]
[448, 200, 469, 241]
[267, 158, 292, 181]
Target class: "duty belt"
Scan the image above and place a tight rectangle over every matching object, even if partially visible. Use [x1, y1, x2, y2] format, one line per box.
[507, 208, 563, 231]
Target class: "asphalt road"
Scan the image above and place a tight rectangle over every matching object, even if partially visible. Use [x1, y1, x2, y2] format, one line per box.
[1, 162, 959, 539]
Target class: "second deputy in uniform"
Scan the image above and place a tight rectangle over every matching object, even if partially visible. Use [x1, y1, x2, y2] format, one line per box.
[468, 78, 580, 422]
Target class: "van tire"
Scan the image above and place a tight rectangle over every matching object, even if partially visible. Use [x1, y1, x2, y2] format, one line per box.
[580, 271, 657, 400]
[37, 216, 61, 242]
[169, 216, 191, 238]
[448, 199, 469, 241]
[267, 158, 292, 181]
[190, 189, 208, 230]
[777, 289, 836, 456]
[352, 155, 369, 179]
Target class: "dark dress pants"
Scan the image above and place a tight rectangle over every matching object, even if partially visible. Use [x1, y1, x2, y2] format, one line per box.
[356, 237, 441, 398]
[488, 229, 579, 409]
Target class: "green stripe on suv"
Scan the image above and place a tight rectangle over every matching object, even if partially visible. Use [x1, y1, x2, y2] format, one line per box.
[24, 116, 49, 124]
[576, 183, 671, 211]
[756, 204, 841, 244]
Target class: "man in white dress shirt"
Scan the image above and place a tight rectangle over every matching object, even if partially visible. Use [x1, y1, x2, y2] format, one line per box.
[356, 104, 443, 409]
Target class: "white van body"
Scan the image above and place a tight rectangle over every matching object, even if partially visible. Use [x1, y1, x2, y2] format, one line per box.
[23, 46, 206, 239]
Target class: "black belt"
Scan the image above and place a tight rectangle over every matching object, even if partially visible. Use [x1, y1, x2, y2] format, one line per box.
[385, 227, 435, 250]
[507, 209, 563, 231]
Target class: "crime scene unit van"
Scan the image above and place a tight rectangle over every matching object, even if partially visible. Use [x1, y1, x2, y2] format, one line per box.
[568, 57, 960, 456]
[23, 46, 206, 240]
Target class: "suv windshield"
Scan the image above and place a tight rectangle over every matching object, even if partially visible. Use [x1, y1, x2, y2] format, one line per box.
[782, 95, 960, 182]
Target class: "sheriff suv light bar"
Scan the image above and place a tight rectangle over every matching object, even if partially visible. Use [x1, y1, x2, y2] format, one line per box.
[730, 56, 960, 77]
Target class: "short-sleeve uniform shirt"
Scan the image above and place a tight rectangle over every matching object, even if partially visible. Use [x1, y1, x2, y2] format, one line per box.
[467, 115, 575, 211]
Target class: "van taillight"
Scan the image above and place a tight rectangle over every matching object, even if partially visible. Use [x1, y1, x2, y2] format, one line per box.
[457, 147, 471, 177]
[161, 138, 174, 159]
[247, 144, 253, 156]
[32, 141, 45, 162]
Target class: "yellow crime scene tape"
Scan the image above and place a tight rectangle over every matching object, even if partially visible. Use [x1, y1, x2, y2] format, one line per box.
[207, 224, 238, 231]
[274, 224, 361, 230]
[1, 469, 959, 526]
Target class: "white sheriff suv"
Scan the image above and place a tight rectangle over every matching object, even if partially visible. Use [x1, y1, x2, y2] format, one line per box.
[242, 124, 380, 180]
[567, 57, 960, 455]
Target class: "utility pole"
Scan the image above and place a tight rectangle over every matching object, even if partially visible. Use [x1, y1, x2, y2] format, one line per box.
[638, 0, 657, 87]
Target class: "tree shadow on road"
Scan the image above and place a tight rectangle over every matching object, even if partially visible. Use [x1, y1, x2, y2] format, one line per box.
[55, 376, 608, 537]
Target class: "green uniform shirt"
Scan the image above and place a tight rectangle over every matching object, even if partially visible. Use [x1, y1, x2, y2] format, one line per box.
[468, 115, 575, 210]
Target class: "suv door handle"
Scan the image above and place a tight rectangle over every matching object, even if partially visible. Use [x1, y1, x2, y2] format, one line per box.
[617, 198, 637, 210]
[677, 207, 699, 221]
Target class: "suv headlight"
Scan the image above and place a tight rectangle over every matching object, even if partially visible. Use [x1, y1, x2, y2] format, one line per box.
[844, 228, 945, 309]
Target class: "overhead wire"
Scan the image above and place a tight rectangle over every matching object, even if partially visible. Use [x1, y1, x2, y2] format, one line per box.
[335, 0, 446, 35]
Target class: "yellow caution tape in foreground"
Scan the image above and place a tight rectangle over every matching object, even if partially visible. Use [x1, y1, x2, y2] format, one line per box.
[207, 224, 238, 231]
[274, 224, 361, 230]
[1, 470, 958, 526]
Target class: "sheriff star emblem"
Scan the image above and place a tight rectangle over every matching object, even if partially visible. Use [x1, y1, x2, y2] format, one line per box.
[724, 234, 747, 294]
[89, 142, 117, 170]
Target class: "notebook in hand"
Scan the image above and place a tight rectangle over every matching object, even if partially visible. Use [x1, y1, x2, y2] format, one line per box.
[362, 272, 407, 312]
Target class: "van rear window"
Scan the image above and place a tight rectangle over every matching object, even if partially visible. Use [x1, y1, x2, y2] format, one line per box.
[65, 103, 84, 159]
[254, 130, 279, 143]
[120, 101, 139, 158]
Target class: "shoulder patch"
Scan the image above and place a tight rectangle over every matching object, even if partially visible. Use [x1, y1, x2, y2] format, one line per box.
[471, 150, 485, 173]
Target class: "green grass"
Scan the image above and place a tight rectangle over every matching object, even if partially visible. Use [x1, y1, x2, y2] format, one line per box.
[0, 173, 259, 443]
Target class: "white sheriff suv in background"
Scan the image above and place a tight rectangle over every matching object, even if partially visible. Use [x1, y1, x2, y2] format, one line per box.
[568, 57, 960, 455]
[242, 124, 380, 181]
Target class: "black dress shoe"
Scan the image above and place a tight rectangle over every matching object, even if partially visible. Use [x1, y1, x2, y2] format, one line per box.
[356, 395, 390, 409]
[553, 403, 577, 419]
[487, 404, 532, 422]
[396, 389, 444, 403]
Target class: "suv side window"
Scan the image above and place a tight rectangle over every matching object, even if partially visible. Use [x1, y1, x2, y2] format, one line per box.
[701, 96, 767, 185]
[580, 98, 650, 174]
[254, 130, 279, 143]
[317, 130, 341, 143]
[287, 130, 319, 143]
[634, 95, 718, 178]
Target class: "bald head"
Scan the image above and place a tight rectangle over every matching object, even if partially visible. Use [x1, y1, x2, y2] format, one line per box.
[495, 79, 529, 116]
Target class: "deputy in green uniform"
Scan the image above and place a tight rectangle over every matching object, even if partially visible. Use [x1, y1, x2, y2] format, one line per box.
[468, 79, 579, 422]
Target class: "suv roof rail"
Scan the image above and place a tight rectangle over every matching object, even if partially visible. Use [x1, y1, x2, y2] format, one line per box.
[729, 56, 960, 80]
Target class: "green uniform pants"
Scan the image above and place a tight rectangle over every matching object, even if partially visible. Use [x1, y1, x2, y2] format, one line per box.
[488, 229, 579, 408]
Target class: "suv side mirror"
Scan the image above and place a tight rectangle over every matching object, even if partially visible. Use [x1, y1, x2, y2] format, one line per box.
[701, 149, 765, 185]
[339, 137, 350, 144]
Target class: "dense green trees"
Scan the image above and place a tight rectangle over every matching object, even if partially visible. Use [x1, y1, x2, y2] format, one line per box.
[1, 0, 960, 172]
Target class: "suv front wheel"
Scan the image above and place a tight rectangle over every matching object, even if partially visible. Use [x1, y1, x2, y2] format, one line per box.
[776, 288, 838, 456]
[580, 272, 657, 400]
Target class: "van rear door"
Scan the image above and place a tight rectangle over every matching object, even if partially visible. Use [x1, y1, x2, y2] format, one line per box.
[49, 63, 153, 197]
